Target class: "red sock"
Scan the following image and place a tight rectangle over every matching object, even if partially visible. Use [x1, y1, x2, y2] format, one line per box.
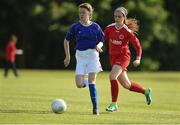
[110, 80, 119, 102]
[129, 82, 145, 94]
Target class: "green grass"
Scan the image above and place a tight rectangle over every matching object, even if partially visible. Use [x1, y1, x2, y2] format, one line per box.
[0, 70, 180, 124]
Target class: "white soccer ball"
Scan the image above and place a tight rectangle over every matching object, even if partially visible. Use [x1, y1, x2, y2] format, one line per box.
[51, 99, 67, 114]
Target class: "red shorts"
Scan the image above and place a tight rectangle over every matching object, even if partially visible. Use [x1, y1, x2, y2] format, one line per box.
[110, 54, 130, 69]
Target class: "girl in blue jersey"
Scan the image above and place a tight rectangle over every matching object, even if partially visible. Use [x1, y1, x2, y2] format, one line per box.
[64, 3, 104, 115]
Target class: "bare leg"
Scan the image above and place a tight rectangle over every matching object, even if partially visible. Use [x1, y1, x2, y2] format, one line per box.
[118, 71, 145, 94]
[75, 75, 85, 88]
[117, 71, 131, 89]
[118, 71, 152, 105]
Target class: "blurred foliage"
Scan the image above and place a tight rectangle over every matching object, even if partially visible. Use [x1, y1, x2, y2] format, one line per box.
[0, 0, 180, 70]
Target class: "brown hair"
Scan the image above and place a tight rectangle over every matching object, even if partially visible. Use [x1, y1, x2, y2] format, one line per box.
[79, 3, 93, 19]
[10, 34, 17, 42]
[125, 18, 139, 33]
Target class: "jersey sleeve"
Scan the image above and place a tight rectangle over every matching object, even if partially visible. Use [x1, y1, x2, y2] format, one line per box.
[96, 25, 104, 43]
[128, 32, 142, 58]
[65, 24, 76, 42]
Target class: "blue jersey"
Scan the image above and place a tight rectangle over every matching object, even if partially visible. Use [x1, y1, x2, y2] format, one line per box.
[65, 21, 104, 51]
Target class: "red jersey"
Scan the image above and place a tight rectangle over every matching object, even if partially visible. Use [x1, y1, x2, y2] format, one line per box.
[104, 23, 142, 58]
[5, 42, 16, 62]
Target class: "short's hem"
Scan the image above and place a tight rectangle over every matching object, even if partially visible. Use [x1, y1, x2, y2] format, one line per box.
[75, 69, 103, 75]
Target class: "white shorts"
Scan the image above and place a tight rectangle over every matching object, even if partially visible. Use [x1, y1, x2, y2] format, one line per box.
[75, 49, 103, 75]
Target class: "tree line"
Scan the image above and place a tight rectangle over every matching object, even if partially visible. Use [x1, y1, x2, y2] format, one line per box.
[0, 0, 180, 71]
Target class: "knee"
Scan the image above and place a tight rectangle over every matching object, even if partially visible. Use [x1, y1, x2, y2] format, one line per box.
[88, 74, 96, 83]
[109, 73, 117, 80]
[75, 81, 83, 88]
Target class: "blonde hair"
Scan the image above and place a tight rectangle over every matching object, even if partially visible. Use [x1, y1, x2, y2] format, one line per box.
[79, 3, 93, 19]
[115, 7, 128, 17]
[115, 7, 139, 33]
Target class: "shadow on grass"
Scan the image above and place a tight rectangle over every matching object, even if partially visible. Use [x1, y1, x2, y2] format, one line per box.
[100, 111, 114, 115]
[0, 109, 52, 114]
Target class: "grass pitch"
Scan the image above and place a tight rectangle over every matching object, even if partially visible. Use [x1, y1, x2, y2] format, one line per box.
[0, 70, 180, 124]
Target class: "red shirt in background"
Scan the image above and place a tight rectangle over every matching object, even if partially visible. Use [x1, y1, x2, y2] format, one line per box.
[5, 42, 16, 62]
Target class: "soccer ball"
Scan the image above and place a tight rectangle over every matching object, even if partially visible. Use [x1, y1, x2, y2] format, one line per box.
[51, 99, 67, 114]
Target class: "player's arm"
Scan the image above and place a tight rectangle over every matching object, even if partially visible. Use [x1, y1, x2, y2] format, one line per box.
[63, 23, 75, 67]
[96, 25, 105, 52]
[64, 39, 70, 67]
[96, 42, 103, 52]
[129, 32, 142, 67]
[100, 26, 111, 53]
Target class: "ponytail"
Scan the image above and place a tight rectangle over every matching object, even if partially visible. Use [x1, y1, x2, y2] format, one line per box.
[125, 18, 139, 33]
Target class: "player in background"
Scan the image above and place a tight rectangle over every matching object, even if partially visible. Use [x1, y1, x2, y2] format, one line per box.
[4, 34, 23, 77]
[63, 3, 104, 115]
[104, 7, 152, 112]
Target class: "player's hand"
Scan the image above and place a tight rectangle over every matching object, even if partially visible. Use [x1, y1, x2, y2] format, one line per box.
[96, 46, 103, 52]
[133, 59, 140, 67]
[64, 56, 70, 67]
[96, 42, 103, 52]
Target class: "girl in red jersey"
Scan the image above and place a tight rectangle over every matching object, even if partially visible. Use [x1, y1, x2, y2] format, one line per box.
[104, 7, 152, 112]
[4, 34, 23, 77]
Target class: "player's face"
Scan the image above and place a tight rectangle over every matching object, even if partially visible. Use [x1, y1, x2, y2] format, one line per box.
[114, 11, 124, 24]
[11, 36, 17, 44]
[79, 8, 90, 21]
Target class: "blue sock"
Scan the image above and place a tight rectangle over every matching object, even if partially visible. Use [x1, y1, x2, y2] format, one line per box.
[88, 83, 98, 110]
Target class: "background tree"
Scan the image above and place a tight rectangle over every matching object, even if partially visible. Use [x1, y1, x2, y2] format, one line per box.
[0, 0, 179, 71]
